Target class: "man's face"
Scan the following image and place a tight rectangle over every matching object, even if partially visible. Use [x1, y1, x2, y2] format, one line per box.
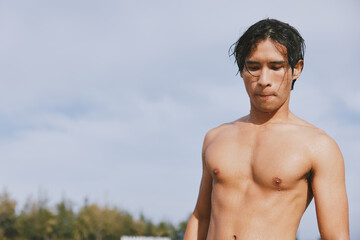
[240, 39, 301, 113]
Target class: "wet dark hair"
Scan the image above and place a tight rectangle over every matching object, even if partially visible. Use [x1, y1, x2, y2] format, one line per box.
[231, 18, 305, 90]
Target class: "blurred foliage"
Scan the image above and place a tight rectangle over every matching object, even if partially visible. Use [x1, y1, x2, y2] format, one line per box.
[0, 190, 186, 240]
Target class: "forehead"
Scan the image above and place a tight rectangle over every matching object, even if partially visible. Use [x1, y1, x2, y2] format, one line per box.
[247, 39, 287, 61]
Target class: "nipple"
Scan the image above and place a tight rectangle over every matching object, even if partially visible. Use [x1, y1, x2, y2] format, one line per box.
[213, 169, 220, 175]
[272, 177, 282, 185]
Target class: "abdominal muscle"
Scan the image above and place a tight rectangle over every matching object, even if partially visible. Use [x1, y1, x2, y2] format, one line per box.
[205, 180, 308, 240]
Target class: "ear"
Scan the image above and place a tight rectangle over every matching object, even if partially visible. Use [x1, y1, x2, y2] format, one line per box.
[292, 60, 304, 80]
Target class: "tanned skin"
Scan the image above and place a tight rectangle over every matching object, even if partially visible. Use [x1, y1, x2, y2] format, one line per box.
[184, 39, 349, 240]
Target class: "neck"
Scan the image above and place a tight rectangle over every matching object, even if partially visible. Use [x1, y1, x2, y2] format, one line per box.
[247, 102, 291, 125]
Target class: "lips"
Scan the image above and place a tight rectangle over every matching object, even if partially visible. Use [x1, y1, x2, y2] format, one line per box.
[257, 93, 275, 98]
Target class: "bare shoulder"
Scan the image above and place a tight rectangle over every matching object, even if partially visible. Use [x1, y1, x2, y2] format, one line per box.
[310, 130, 343, 169]
[203, 123, 232, 148]
[290, 115, 343, 166]
[203, 116, 248, 149]
[288, 114, 325, 137]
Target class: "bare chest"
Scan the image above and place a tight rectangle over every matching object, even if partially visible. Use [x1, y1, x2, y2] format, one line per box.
[205, 132, 312, 190]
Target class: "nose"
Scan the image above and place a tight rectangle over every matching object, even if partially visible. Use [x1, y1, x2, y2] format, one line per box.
[257, 68, 272, 87]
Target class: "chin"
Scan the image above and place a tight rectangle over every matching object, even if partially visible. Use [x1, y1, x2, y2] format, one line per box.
[251, 97, 286, 113]
[253, 101, 284, 113]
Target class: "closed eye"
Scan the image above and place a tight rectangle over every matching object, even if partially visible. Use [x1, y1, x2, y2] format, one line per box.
[270, 64, 286, 71]
[247, 66, 260, 71]
[271, 66, 282, 70]
[269, 61, 287, 71]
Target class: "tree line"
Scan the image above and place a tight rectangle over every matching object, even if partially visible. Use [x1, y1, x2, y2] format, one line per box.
[0, 191, 187, 240]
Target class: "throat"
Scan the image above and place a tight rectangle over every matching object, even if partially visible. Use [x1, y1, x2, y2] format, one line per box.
[247, 106, 292, 125]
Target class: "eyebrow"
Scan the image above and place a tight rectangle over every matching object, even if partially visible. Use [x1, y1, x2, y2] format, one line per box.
[269, 61, 286, 64]
[246, 60, 286, 64]
[245, 61, 259, 64]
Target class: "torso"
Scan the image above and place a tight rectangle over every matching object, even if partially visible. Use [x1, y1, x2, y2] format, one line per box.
[204, 117, 320, 240]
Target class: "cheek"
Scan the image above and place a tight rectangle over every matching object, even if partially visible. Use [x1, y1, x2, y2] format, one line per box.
[276, 71, 293, 89]
[243, 79, 257, 93]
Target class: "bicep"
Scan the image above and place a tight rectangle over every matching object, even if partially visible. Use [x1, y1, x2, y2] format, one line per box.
[184, 170, 212, 240]
[193, 163, 212, 219]
[193, 131, 213, 218]
[184, 132, 214, 240]
[192, 129, 217, 218]
[311, 137, 349, 238]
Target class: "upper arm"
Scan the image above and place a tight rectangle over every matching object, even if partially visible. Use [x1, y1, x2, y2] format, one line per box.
[183, 130, 215, 240]
[311, 134, 349, 239]
[193, 130, 214, 220]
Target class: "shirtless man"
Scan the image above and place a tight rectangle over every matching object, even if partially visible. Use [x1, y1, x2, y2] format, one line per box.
[183, 19, 349, 240]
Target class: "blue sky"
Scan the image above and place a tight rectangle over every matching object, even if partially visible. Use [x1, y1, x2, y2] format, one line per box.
[0, 0, 359, 239]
